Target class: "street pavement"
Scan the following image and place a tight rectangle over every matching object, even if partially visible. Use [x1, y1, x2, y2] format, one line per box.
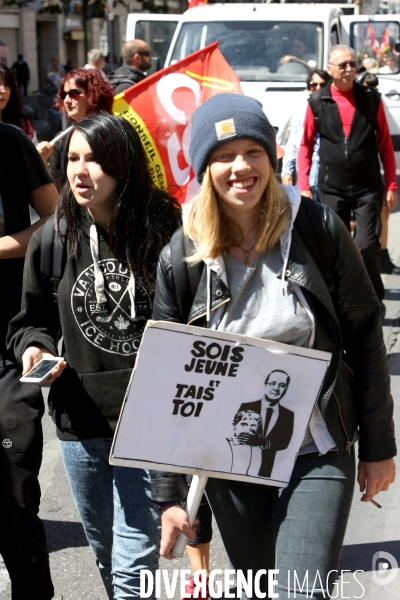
[1, 208, 400, 600]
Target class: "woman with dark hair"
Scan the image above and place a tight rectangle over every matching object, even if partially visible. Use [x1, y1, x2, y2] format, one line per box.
[281, 68, 330, 200]
[37, 68, 114, 190]
[0, 62, 37, 143]
[8, 111, 182, 599]
[151, 94, 395, 599]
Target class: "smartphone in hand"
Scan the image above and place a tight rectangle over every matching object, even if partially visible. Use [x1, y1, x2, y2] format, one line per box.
[20, 357, 64, 384]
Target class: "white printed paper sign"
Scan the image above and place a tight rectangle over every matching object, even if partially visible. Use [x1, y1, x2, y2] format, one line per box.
[111, 321, 332, 487]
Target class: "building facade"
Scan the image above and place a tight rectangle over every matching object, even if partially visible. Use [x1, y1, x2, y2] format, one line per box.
[0, 0, 182, 93]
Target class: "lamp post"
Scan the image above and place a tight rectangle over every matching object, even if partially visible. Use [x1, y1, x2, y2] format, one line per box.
[106, 0, 114, 65]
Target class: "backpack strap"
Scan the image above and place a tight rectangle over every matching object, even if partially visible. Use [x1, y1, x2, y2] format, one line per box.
[111, 77, 138, 91]
[308, 91, 321, 130]
[170, 204, 337, 321]
[363, 86, 381, 141]
[40, 215, 67, 302]
[170, 228, 203, 323]
[295, 198, 336, 294]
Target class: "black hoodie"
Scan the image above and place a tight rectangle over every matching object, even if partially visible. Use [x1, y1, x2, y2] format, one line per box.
[8, 215, 153, 440]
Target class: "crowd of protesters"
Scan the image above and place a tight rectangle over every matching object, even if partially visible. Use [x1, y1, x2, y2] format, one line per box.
[0, 42, 398, 600]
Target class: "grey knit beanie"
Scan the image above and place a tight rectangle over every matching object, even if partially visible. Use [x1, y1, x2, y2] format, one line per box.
[189, 93, 277, 182]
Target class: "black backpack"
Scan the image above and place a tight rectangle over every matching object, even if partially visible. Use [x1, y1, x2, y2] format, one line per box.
[40, 199, 336, 314]
[40, 215, 67, 302]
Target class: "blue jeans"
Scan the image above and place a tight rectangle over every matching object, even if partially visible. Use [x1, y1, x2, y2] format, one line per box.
[206, 451, 355, 599]
[59, 438, 160, 599]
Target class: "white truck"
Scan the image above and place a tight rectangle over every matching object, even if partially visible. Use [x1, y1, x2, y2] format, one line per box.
[126, 5, 400, 162]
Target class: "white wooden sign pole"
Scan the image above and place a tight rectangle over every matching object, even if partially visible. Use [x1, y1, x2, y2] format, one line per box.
[172, 475, 209, 558]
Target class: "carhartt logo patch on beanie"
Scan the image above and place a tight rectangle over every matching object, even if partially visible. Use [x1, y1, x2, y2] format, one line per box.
[215, 118, 236, 140]
[189, 93, 277, 182]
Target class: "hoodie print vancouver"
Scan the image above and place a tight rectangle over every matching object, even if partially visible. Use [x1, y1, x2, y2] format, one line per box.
[71, 257, 152, 357]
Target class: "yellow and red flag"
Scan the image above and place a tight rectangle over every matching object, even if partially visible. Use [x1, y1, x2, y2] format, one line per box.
[113, 42, 243, 202]
[367, 23, 380, 53]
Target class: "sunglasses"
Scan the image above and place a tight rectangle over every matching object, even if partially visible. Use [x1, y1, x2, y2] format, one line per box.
[138, 51, 151, 57]
[309, 81, 327, 89]
[330, 60, 357, 70]
[60, 88, 82, 101]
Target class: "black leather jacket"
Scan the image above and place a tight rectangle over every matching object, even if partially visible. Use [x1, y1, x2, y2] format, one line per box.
[108, 65, 146, 95]
[151, 203, 396, 502]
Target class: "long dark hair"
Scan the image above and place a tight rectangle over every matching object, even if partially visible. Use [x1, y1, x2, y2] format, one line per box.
[0, 63, 31, 133]
[306, 68, 331, 90]
[57, 112, 181, 290]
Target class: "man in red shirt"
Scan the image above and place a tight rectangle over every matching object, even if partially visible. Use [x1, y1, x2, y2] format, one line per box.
[298, 44, 397, 305]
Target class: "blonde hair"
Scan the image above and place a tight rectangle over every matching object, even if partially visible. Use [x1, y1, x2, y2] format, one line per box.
[184, 164, 291, 263]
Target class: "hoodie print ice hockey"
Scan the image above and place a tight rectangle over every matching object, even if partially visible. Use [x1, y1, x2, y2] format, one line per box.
[8, 217, 153, 441]
[71, 223, 151, 357]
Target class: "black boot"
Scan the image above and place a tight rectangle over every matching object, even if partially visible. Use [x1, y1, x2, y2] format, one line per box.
[380, 249, 400, 274]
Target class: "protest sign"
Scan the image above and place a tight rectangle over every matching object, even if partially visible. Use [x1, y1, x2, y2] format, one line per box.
[111, 321, 331, 488]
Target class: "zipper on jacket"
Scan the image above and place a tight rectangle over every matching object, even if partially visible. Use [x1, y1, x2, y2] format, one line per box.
[333, 389, 352, 454]
[340, 358, 354, 377]
[187, 297, 230, 326]
[288, 281, 314, 346]
[344, 138, 353, 197]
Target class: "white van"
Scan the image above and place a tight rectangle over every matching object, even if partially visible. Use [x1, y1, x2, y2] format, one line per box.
[126, 5, 400, 163]
[164, 4, 345, 133]
[164, 4, 400, 164]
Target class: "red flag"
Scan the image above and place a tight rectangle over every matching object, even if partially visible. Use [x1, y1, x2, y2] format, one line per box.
[188, 0, 207, 8]
[113, 42, 243, 202]
[380, 26, 391, 55]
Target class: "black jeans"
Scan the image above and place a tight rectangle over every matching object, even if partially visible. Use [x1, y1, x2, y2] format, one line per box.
[0, 363, 53, 600]
[205, 452, 355, 599]
[319, 190, 384, 301]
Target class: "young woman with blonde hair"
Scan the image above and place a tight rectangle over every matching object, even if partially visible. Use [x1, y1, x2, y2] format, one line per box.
[151, 93, 396, 599]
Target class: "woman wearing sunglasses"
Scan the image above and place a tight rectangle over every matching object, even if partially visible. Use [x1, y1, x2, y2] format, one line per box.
[281, 69, 330, 201]
[37, 68, 114, 190]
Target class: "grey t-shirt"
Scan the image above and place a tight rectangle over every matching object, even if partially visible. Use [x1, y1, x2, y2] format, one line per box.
[218, 246, 312, 347]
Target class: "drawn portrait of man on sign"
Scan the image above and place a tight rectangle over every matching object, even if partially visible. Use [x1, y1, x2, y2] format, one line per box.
[227, 370, 295, 478]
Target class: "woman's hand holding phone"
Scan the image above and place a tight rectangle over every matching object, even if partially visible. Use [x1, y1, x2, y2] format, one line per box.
[21, 345, 67, 384]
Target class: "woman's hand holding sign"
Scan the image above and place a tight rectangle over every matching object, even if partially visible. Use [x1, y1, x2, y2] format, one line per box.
[160, 505, 198, 559]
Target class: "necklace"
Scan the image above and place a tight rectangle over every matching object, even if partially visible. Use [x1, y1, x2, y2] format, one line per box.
[236, 242, 256, 266]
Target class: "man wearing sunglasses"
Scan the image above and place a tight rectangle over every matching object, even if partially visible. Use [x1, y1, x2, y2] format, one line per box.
[298, 44, 397, 312]
[109, 39, 152, 95]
